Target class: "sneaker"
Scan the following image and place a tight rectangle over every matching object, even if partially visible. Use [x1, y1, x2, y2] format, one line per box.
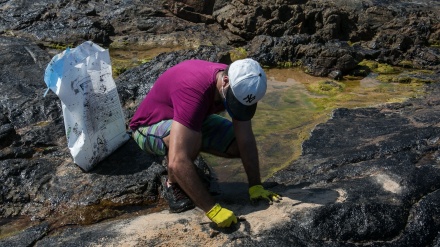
[163, 179, 195, 213]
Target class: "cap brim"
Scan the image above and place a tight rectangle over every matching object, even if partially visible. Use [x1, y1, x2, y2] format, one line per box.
[225, 87, 257, 121]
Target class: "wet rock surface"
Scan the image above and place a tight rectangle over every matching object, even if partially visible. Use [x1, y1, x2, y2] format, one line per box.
[1, 0, 440, 246]
[266, 86, 440, 245]
[1, 0, 439, 76]
[215, 0, 440, 75]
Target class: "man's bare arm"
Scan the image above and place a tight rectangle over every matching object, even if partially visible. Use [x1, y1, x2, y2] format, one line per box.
[233, 120, 282, 203]
[233, 120, 262, 187]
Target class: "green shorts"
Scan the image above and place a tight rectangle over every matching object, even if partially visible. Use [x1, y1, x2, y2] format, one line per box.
[132, 114, 235, 156]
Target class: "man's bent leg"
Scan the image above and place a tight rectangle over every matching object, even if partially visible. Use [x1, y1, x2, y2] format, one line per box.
[167, 121, 216, 212]
[201, 114, 240, 158]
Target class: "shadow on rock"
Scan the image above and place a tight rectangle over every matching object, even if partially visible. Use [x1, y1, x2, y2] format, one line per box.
[90, 138, 163, 176]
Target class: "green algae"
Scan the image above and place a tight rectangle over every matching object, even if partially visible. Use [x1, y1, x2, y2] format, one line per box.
[358, 60, 398, 74]
[34, 121, 51, 127]
[276, 60, 303, 68]
[306, 80, 345, 96]
[46, 43, 73, 51]
[356, 60, 435, 86]
[398, 60, 414, 68]
[109, 47, 180, 77]
[374, 68, 435, 84]
[229, 47, 247, 62]
[429, 40, 440, 48]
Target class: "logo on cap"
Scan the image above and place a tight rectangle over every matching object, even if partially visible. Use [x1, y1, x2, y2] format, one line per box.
[243, 94, 256, 103]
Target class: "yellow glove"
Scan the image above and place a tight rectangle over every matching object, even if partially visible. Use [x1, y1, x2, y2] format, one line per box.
[249, 185, 282, 204]
[206, 204, 237, 228]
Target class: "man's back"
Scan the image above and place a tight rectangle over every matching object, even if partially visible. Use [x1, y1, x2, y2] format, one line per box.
[130, 60, 227, 131]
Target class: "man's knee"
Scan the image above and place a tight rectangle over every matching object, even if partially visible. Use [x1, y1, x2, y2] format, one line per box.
[225, 140, 240, 158]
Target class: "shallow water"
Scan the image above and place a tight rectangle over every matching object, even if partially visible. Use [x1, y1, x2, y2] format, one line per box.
[204, 68, 426, 183]
[110, 47, 182, 76]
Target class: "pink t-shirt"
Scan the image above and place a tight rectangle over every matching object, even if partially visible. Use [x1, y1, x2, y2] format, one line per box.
[129, 60, 227, 131]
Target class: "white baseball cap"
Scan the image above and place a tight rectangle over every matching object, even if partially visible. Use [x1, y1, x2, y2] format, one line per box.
[224, 58, 267, 121]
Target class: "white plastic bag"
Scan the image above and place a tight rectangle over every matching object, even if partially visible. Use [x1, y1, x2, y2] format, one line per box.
[44, 41, 129, 171]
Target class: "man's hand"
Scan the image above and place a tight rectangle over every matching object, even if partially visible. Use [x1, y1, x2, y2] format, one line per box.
[206, 204, 237, 227]
[249, 185, 282, 204]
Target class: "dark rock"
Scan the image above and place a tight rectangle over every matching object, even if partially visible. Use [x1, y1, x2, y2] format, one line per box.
[247, 36, 364, 76]
[265, 83, 440, 245]
[246, 35, 310, 66]
[299, 41, 364, 76]
[406, 46, 440, 70]
[1, 0, 439, 76]
[0, 222, 49, 247]
[328, 70, 342, 80]
[0, 119, 16, 149]
[166, 0, 216, 23]
[0, 36, 62, 149]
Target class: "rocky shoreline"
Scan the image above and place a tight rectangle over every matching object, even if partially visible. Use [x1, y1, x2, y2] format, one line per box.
[1, 0, 440, 246]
